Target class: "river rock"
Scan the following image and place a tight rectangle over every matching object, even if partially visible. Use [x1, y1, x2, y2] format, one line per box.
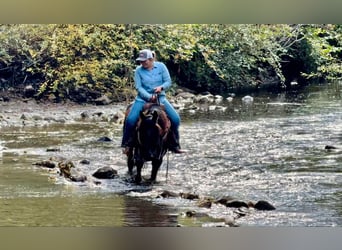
[183, 210, 209, 218]
[97, 136, 112, 142]
[52, 117, 66, 123]
[253, 200, 276, 210]
[33, 160, 56, 169]
[224, 216, 237, 227]
[215, 106, 227, 112]
[70, 174, 87, 182]
[225, 200, 249, 208]
[233, 207, 249, 217]
[79, 159, 90, 164]
[208, 105, 216, 111]
[94, 95, 111, 105]
[215, 195, 236, 206]
[197, 198, 213, 208]
[175, 91, 196, 99]
[242, 95, 254, 104]
[23, 85, 36, 98]
[109, 111, 125, 124]
[180, 192, 200, 200]
[226, 96, 234, 102]
[33, 115, 44, 121]
[92, 111, 104, 117]
[80, 111, 90, 119]
[58, 160, 75, 178]
[92, 166, 118, 179]
[158, 190, 180, 198]
[46, 148, 60, 152]
[214, 95, 223, 104]
[0, 95, 10, 102]
[195, 94, 214, 104]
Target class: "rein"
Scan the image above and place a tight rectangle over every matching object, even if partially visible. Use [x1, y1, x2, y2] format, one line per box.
[153, 94, 170, 182]
[155, 93, 160, 106]
[165, 150, 170, 183]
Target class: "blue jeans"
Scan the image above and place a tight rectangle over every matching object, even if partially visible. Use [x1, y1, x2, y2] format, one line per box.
[121, 96, 181, 148]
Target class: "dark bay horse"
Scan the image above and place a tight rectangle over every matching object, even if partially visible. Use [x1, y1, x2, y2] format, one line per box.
[126, 103, 170, 184]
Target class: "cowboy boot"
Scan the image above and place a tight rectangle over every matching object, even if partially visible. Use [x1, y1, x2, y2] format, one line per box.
[121, 129, 137, 155]
[167, 129, 185, 154]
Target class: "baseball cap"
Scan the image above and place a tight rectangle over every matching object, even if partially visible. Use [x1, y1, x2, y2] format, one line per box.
[136, 49, 153, 61]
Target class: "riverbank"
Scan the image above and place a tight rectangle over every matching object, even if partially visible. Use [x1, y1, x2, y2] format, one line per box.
[0, 98, 126, 128]
[0, 87, 240, 129]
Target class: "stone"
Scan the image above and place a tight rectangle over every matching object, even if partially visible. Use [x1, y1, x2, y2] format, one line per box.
[225, 200, 249, 208]
[97, 136, 112, 142]
[180, 192, 199, 200]
[92, 166, 118, 179]
[79, 159, 90, 164]
[33, 160, 56, 169]
[253, 200, 276, 210]
[158, 190, 179, 198]
[70, 174, 87, 182]
[23, 85, 36, 98]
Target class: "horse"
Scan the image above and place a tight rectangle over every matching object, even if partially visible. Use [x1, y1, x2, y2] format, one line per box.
[126, 103, 171, 184]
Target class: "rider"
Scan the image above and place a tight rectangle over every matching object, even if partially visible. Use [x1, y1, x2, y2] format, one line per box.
[121, 49, 184, 154]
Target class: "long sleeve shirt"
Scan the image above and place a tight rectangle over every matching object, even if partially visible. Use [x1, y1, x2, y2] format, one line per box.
[134, 61, 171, 102]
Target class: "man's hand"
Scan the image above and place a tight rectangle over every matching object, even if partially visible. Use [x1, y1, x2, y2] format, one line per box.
[154, 86, 163, 94]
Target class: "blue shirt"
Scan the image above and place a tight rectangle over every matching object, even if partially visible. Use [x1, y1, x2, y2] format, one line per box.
[134, 61, 171, 102]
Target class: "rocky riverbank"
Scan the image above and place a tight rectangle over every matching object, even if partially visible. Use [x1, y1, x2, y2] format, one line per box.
[0, 98, 126, 128]
[0, 87, 252, 129]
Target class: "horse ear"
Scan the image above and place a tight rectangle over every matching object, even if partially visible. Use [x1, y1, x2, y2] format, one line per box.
[152, 110, 158, 123]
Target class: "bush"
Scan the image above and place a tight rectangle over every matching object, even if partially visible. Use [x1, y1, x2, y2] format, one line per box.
[0, 24, 341, 102]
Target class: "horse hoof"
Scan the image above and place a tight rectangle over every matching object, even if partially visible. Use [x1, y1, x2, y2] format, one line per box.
[135, 177, 142, 184]
[146, 178, 157, 185]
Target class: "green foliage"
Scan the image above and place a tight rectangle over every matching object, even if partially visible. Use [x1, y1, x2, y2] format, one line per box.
[181, 24, 290, 92]
[0, 24, 341, 102]
[300, 24, 342, 80]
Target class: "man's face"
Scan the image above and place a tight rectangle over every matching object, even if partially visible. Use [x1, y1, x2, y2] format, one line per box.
[140, 58, 153, 69]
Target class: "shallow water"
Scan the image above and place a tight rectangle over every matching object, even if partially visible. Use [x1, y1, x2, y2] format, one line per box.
[0, 82, 341, 226]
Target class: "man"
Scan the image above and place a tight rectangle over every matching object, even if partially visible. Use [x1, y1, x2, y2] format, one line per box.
[121, 49, 184, 154]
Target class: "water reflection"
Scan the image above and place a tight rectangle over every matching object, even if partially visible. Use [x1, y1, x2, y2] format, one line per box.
[0, 194, 125, 226]
[123, 196, 178, 227]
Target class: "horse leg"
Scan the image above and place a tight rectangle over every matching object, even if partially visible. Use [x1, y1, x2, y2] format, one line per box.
[127, 148, 134, 175]
[135, 160, 144, 184]
[150, 159, 162, 183]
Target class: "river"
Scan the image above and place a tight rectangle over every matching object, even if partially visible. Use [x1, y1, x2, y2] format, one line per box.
[0, 81, 341, 226]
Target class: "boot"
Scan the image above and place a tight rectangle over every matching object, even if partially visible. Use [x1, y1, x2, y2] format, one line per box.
[167, 130, 185, 154]
[171, 147, 185, 154]
[121, 129, 137, 155]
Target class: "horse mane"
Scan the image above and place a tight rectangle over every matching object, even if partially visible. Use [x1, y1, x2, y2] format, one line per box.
[139, 103, 170, 137]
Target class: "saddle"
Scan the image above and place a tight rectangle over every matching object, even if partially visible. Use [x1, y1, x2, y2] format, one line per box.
[142, 103, 170, 137]
[125, 102, 171, 139]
